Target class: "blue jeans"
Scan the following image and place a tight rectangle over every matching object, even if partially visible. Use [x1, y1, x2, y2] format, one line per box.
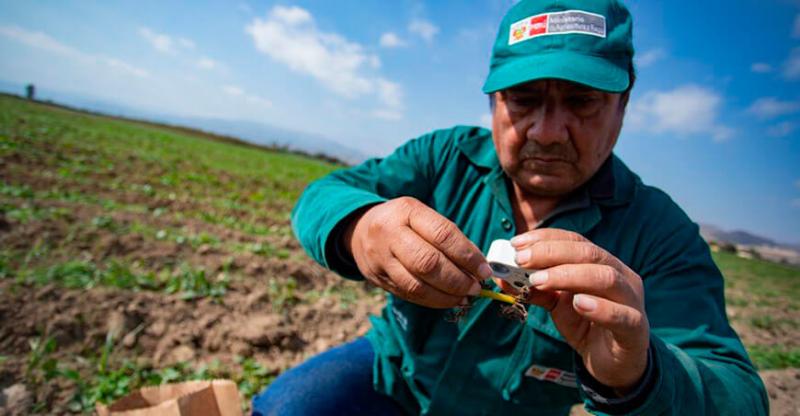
[251, 337, 406, 416]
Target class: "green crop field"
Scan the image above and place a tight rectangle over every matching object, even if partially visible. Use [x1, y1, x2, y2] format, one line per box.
[0, 94, 797, 413]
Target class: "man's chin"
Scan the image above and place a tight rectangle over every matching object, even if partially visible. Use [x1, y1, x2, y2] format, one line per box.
[515, 173, 577, 197]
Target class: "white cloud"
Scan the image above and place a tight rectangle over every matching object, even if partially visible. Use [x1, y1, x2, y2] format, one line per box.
[379, 32, 406, 48]
[271, 5, 311, 25]
[139, 27, 173, 53]
[408, 19, 439, 43]
[635, 48, 665, 68]
[0, 25, 148, 78]
[177, 37, 195, 50]
[747, 97, 800, 120]
[766, 121, 796, 138]
[0, 24, 82, 58]
[105, 58, 149, 78]
[246, 94, 272, 107]
[751, 62, 773, 73]
[222, 85, 271, 107]
[793, 14, 800, 38]
[371, 109, 403, 120]
[626, 85, 732, 141]
[197, 57, 217, 70]
[245, 5, 402, 118]
[138, 27, 195, 54]
[784, 47, 800, 80]
[479, 113, 493, 129]
[222, 85, 244, 96]
[237, 3, 253, 14]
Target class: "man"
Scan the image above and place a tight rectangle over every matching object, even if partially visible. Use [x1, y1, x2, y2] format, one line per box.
[253, 0, 769, 414]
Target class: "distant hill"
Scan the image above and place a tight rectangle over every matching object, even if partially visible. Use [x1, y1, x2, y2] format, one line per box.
[701, 224, 800, 266]
[700, 224, 780, 247]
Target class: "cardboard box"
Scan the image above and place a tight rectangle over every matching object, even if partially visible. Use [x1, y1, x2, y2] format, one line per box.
[96, 380, 242, 416]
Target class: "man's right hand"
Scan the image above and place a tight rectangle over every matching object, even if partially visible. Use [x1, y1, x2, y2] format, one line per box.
[342, 197, 493, 308]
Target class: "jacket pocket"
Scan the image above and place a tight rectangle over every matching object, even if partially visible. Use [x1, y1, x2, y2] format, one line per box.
[387, 296, 442, 354]
[501, 306, 581, 410]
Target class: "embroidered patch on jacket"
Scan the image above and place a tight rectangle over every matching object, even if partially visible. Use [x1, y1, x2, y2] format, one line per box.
[525, 364, 578, 388]
[509, 10, 606, 45]
[392, 306, 408, 331]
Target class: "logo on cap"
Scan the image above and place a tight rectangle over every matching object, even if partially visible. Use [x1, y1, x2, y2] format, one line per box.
[508, 10, 606, 46]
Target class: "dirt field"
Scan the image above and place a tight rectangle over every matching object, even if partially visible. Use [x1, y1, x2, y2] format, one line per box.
[1, 95, 798, 415]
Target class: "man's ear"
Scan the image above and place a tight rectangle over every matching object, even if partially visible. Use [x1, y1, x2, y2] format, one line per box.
[619, 90, 631, 110]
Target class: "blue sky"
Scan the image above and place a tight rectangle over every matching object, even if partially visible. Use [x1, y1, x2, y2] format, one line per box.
[1, 0, 799, 244]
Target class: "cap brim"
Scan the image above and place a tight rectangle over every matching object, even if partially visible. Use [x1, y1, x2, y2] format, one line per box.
[482, 51, 630, 94]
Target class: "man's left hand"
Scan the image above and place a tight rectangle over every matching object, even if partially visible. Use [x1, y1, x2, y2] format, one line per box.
[506, 228, 649, 395]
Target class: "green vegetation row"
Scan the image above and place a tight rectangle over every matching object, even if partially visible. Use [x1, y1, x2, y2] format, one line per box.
[20, 334, 274, 413]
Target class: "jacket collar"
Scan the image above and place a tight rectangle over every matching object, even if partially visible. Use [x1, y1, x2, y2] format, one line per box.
[457, 129, 636, 207]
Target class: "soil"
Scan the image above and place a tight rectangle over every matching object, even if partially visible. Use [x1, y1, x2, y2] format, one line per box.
[0, 264, 382, 414]
[1, 100, 797, 415]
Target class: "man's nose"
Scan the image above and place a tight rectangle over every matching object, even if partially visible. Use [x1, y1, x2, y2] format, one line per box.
[525, 104, 569, 145]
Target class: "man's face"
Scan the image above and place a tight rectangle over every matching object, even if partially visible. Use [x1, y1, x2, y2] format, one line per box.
[491, 79, 628, 197]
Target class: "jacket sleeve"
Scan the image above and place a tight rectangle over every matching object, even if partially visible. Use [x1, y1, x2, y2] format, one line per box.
[582, 190, 769, 415]
[290, 132, 446, 280]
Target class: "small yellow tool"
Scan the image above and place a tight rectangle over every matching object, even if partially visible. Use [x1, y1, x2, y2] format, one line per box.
[478, 289, 517, 305]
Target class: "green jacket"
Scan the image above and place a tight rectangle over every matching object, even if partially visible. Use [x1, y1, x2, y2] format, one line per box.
[291, 126, 768, 415]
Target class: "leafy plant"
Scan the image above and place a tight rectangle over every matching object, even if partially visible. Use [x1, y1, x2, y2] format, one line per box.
[26, 337, 59, 384]
[163, 265, 228, 300]
[267, 276, 298, 312]
[234, 357, 275, 401]
[748, 345, 800, 370]
[0, 182, 34, 198]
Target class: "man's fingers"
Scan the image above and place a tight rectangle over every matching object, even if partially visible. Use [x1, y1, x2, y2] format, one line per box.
[405, 201, 492, 281]
[384, 259, 464, 308]
[516, 240, 628, 273]
[571, 294, 648, 349]
[527, 264, 639, 306]
[391, 228, 481, 297]
[510, 228, 587, 249]
[524, 287, 559, 312]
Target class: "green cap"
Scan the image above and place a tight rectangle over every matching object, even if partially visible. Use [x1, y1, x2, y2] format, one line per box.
[482, 0, 634, 94]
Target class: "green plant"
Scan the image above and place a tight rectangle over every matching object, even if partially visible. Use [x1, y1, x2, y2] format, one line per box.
[26, 336, 59, 383]
[164, 265, 228, 300]
[0, 252, 10, 279]
[267, 276, 298, 311]
[234, 357, 275, 401]
[747, 345, 800, 370]
[91, 215, 116, 230]
[749, 316, 778, 331]
[0, 182, 34, 198]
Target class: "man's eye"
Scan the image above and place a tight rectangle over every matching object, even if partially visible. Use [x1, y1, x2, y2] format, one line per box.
[568, 95, 602, 115]
[508, 96, 541, 108]
[568, 95, 596, 106]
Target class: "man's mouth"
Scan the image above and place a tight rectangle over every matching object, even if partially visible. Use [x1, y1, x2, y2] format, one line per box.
[529, 156, 567, 163]
[522, 156, 573, 166]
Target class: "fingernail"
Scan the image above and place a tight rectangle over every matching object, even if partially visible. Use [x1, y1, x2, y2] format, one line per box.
[515, 250, 531, 264]
[459, 297, 470, 306]
[477, 263, 493, 280]
[528, 270, 548, 286]
[510, 235, 527, 247]
[468, 281, 482, 296]
[574, 294, 597, 312]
